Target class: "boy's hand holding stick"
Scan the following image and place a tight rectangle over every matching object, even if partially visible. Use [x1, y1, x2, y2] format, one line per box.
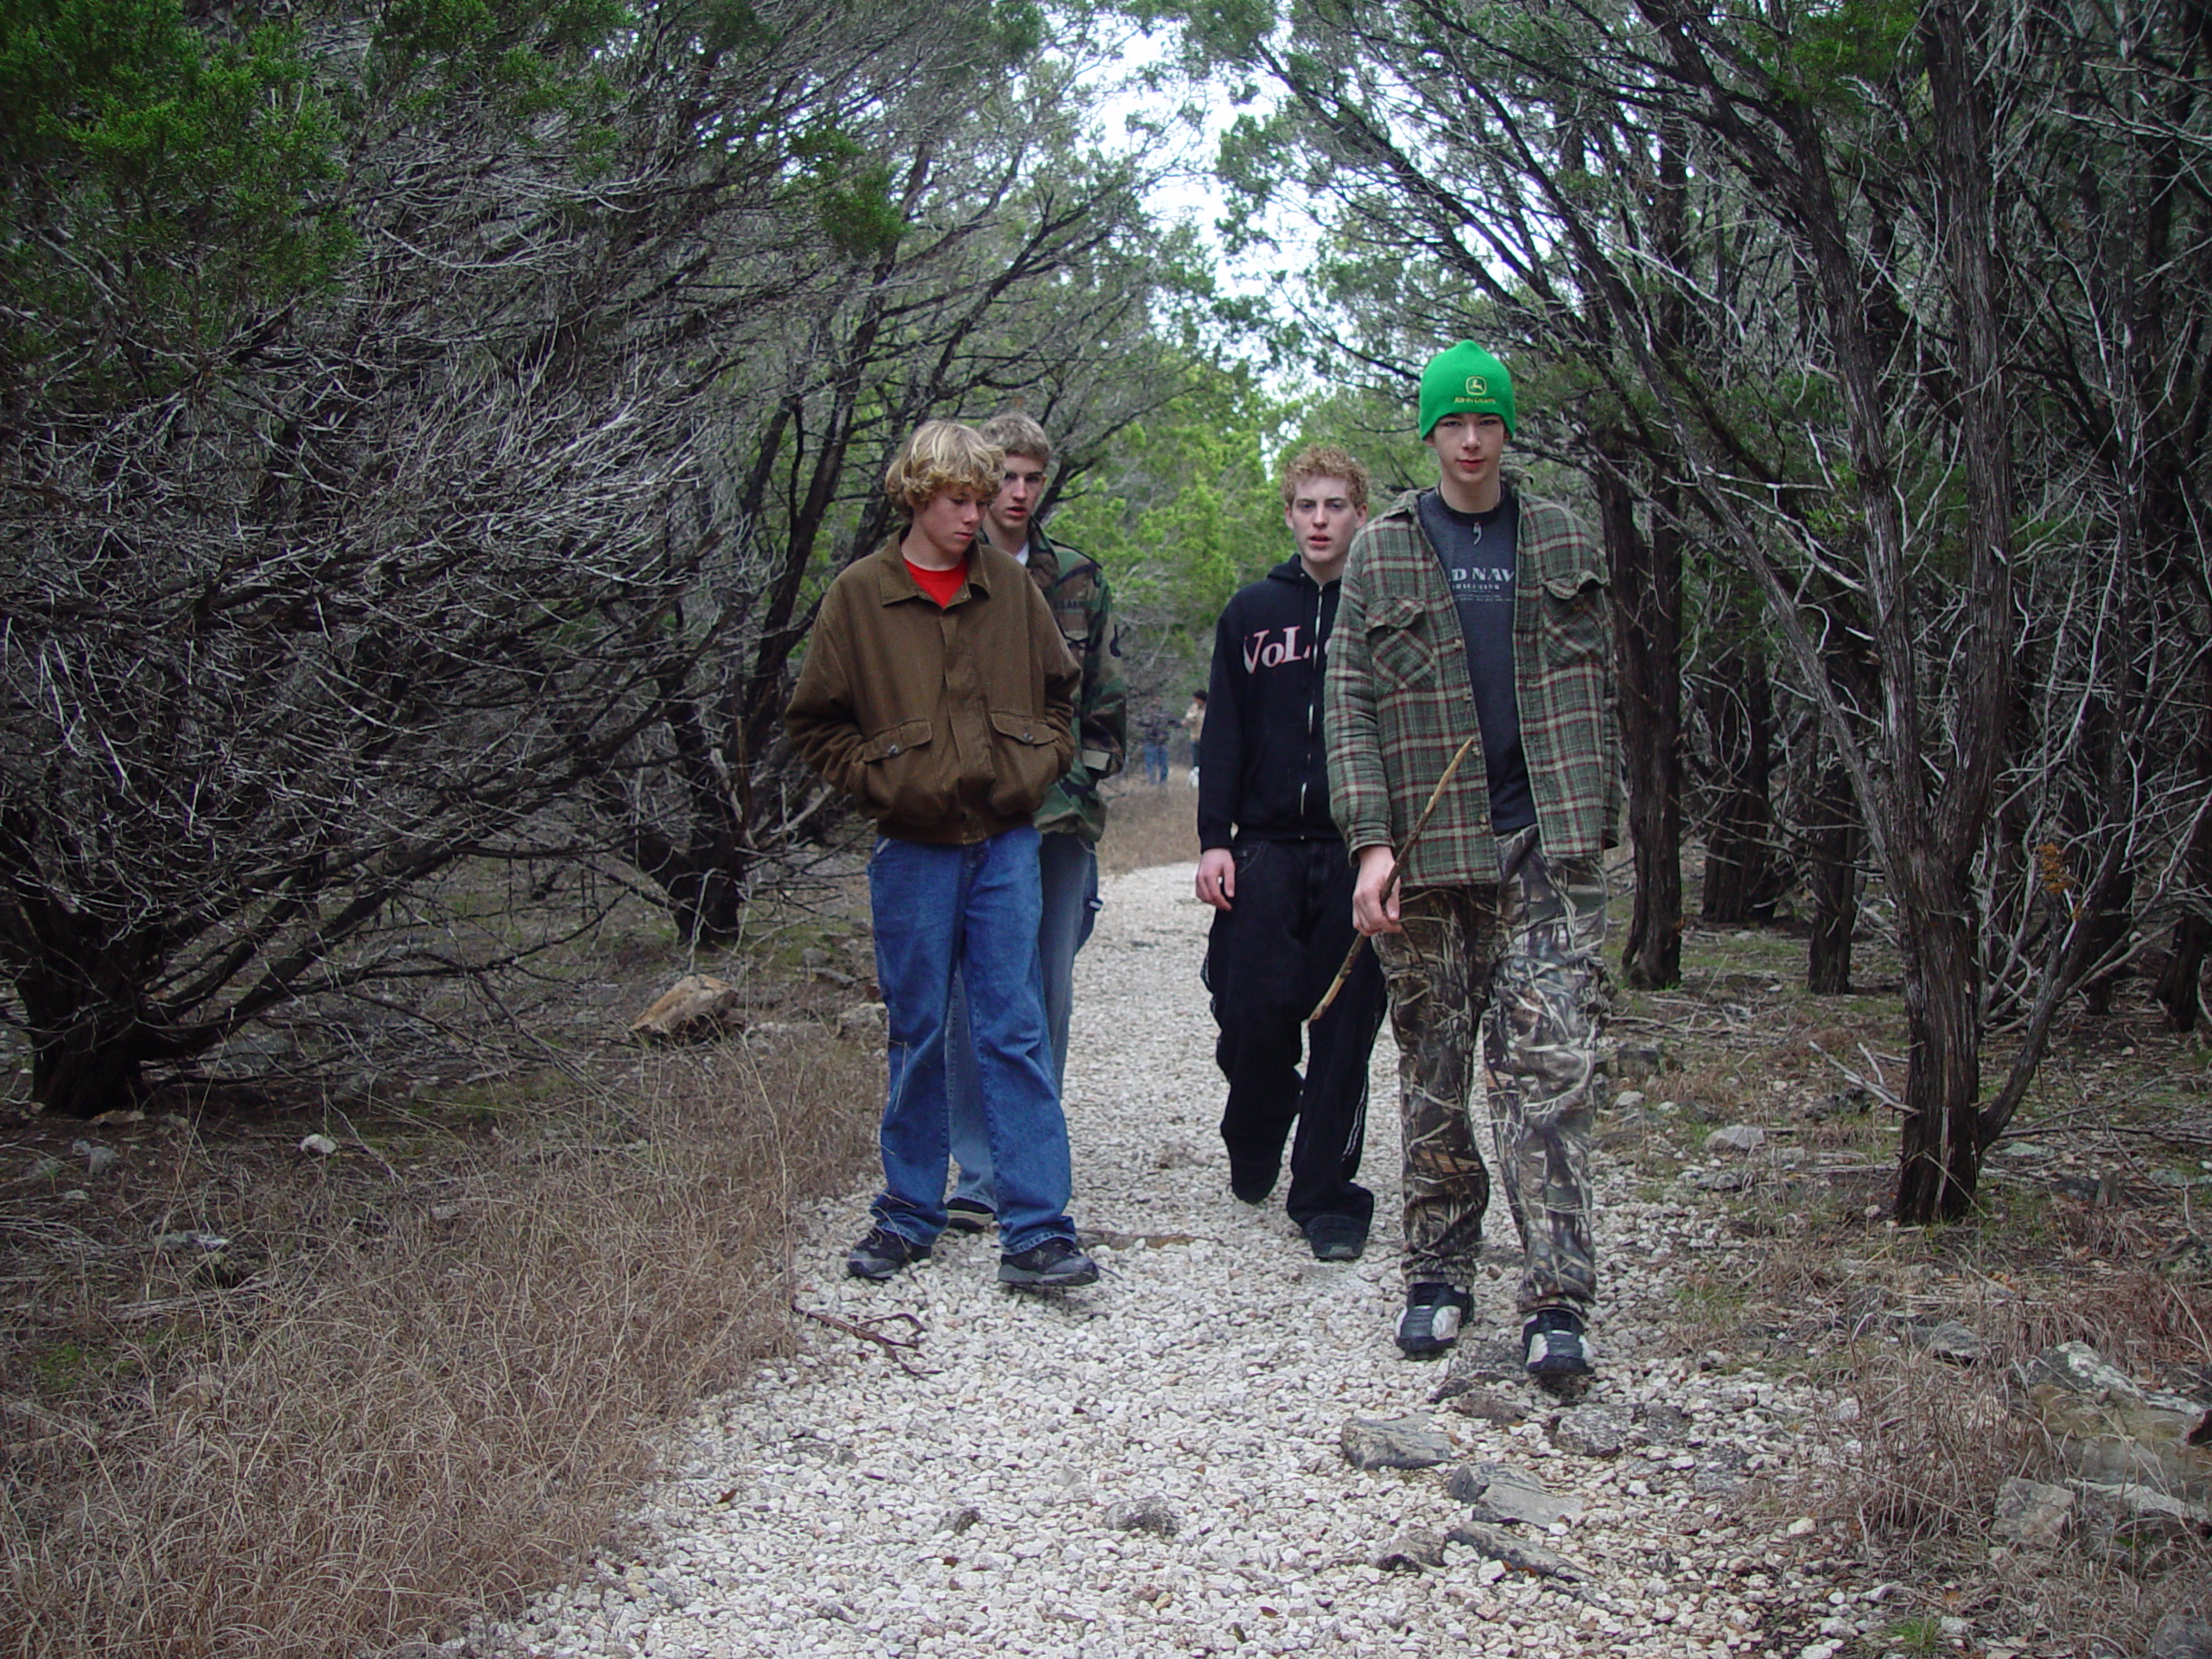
[1307, 729, 1481, 1024]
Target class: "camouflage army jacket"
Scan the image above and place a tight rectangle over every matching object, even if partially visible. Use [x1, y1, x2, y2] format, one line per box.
[1022, 524, 1126, 843]
[1324, 486, 1620, 886]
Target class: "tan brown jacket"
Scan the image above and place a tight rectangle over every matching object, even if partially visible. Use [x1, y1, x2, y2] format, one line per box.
[785, 539, 1079, 845]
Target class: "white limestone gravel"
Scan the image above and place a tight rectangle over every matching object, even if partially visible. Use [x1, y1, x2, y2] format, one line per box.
[480, 862, 1900, 1659]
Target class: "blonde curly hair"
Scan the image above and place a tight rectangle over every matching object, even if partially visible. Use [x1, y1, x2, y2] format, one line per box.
[1278, 443, 1370, 515]
[884, 420, 1003, 513]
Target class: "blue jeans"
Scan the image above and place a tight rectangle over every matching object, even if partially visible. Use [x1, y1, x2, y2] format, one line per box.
[945, 830, 1099, 1211]
[1143, 741, 1169, 785]
[867, 828, 1077, 1256]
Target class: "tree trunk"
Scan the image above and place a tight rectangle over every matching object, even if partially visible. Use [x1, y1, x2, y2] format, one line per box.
[1699, 636, 1777, 925]
[2159, 899, 2211, 1032]
[1886, 0, 2018, 1224]
[2157, 658, 2212, 1029]
[1805, 745, 1859, 994]
[1600, 464, 1683, 989]
[1894, 886, 1985, 1221]
[16, 965, 165, 1119]
[625, 829, 750, 948]
[667, 868, 747, 949]
[31, 1025, 150, 1120]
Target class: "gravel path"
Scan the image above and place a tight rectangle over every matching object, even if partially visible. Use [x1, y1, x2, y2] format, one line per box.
[486, 863, 1897, 1659]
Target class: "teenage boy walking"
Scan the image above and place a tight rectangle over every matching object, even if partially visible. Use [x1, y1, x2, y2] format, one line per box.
[786, 419, 1100, 1290]
[939, 412, 1125, 1233]
[1197, 445, 1387, 1263]
[1325, 343, 1619, 1375]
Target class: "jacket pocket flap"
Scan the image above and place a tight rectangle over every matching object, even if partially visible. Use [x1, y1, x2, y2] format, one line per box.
[1368, 594, 1427, 632]
[988, 709, 1053, 747]
[856, 718, 931, 763]
[1543, 570, 1608, 600]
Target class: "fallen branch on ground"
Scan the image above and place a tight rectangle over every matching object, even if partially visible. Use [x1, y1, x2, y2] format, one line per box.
[791, 1302, 937, 1376]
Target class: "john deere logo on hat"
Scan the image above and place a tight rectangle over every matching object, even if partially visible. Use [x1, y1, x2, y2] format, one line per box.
[1420, 340, 1517, 437]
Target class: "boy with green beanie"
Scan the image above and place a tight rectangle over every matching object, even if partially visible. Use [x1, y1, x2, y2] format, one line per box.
[1324, 340, 1620, 1377]
[1417, 338, 1517, 439]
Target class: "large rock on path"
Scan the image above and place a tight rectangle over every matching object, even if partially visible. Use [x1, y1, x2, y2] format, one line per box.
[1340, 1414, 1453, 1470]
[1446, 1461, 1586, 1526]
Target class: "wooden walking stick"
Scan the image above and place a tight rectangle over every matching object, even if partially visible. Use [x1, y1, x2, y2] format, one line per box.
[1307, 729, 1482, 1024]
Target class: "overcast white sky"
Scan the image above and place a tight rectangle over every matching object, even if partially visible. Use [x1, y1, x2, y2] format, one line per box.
[1070, 18, 1309, 303]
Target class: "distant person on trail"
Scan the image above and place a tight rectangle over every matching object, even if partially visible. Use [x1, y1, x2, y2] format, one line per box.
[1196, 444, 1387, 1264]
[785, 419, 1100, 1291]
[1183, 690, 1207, 786]
[938, 412, 1126, 1236]
[1141, 707, 1172, 785]
[1325, 341, 1620, 1374]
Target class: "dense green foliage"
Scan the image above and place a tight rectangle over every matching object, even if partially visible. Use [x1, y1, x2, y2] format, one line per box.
[1050, 358, 1287, 690]
[0, 0, 349, 381]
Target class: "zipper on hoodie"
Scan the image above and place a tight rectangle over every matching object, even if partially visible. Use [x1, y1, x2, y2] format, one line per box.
[1300, 573, 1325, 822]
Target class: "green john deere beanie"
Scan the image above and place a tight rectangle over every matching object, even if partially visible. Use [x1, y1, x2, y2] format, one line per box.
[1418, 340, 1516, 438]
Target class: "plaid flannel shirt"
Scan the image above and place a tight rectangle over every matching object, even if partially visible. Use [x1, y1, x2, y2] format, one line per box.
[1325, 486, 1620, 886]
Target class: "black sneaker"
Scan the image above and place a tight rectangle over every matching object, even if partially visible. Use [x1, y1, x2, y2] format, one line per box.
[1395, 1281, 1475, 1358]
[944, 1198, 995, 1234]
[1303, 1214, 1369, 1262]
[1523, 1307, 1593, 1377]
[846, 1225, 931, 1281]
[998, 1236, 1101, 1289]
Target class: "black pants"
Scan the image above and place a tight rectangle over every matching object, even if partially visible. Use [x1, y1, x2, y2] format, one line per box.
[1205, 836, 1386, 1230]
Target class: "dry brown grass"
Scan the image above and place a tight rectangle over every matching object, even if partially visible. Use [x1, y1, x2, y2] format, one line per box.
[1, 1039, 879, 1658]
[1096, 777, 1201, 875]
[1599, 870, 2212, 1655]
[1783, 1274, 2212, 1655]
[1796, 1281, 2051, 1541]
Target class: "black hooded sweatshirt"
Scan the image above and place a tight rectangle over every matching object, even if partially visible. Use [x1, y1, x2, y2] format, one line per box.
[1197, 557, 1347, 850]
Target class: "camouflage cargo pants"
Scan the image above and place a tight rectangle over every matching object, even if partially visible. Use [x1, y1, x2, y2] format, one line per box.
[1374, 824, 1607, 1313]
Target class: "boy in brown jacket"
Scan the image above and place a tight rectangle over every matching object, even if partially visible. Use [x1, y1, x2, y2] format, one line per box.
[785, 420, 1100, 1289]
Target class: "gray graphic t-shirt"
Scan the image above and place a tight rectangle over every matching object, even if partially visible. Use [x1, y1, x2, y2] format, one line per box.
[1416, 487, 1535, 835]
